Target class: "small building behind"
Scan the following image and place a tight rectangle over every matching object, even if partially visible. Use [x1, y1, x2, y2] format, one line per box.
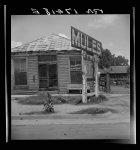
[99, 66, 130, 85]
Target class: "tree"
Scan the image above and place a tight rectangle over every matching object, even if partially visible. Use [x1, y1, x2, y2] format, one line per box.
[115, 55, 129, 66]
[99, 49, 129, 69]
[99, 49, 113, 69]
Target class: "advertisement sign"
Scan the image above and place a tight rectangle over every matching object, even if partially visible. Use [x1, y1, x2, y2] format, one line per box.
[70, 64, 82, 71]
[71, 26, 102, 55]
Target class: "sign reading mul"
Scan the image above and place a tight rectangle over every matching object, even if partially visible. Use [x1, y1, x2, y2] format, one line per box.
[71, 26, 102, 55]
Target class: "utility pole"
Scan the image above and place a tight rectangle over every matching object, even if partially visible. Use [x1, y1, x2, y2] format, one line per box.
[82, 50, 87, 103]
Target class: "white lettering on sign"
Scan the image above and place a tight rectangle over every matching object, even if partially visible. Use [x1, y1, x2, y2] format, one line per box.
[92, 39, 97, 50]
[86, 36, 92, 52]
[97, 42, 101, 52]
[71, 26, 102, 55]
[81, 33, 86, 49]
[72, 29, 80, 47]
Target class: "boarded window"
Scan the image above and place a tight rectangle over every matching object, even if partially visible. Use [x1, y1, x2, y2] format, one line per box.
[14, 58, 27, 85]
[70, 56, 82, 84]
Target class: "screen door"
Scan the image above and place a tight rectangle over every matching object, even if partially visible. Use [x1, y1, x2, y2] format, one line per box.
[38, 64, 57, 89]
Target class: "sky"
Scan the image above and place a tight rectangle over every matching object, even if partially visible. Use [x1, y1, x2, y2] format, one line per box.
[11, 15, 130, 63]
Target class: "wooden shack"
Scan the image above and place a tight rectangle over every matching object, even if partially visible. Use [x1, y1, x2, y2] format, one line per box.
[11, 34, 95, 94]
[99, 66, 130, 86]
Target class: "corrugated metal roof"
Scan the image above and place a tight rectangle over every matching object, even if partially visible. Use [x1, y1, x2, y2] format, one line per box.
[99, 66, 128, 74]
[109, 66, 128, 74]
[11, 34, 80, 52]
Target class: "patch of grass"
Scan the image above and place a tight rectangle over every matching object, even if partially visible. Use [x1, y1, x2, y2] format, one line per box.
[88, 94, 108, 104]
[53, 96, 82, 105]
[74, 94, 108, 105]
[17, 94, 82, 105]
[52, 96, 67, 104]
[67, 96, 82, 104]
[110, 86, 130, 94]
[17, 96, 44, 105]
[22, 111, 56, 115]
[70, 107, 118, 114]
[16, 94, 108, 105]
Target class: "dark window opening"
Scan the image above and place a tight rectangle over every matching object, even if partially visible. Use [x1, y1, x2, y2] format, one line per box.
[70, 56, 82, 84]
[14, 59, 27, 85]
[38, 64, 58, 89]
[71, 71, 82, 84]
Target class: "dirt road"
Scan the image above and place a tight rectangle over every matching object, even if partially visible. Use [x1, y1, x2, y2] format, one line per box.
[12, 122, 130, 140]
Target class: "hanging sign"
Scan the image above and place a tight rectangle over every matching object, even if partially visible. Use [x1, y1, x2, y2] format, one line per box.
[71, 26, 102, 55]
[70, 64, 82, 71]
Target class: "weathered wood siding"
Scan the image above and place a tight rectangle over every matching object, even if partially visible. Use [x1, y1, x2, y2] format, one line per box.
[86, 60, 93, 78]
[57, 54, 70, 93]
[28, 56, 39, 90]
[11, 58, 14, 91]
[87, 81, 94, 92]
[57, 55, 95, 93]
[86, 60, 94, 92]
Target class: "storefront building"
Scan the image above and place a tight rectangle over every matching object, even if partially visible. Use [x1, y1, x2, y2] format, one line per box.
[11, 33, 96, 94]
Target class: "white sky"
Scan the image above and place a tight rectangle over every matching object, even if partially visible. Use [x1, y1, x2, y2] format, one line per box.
[11, 15, 130, 63]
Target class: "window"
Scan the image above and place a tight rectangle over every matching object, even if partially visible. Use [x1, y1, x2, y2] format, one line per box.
[14, 58, 27, 85]
[70, 56, 82, 84]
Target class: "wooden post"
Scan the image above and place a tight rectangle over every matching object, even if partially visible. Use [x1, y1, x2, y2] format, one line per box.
[106, 72, 110, 93]
[82, 50, 87, 103]
[94, 56, 99, 97]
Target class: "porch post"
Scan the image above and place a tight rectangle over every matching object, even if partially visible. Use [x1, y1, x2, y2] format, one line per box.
[94, 56, 99, 97]
[82, 50, 87, 103]
[106, 72, 110, 93]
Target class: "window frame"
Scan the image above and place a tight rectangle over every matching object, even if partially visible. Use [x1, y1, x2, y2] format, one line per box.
[69, 56, 82, 84]
[14, 57, 28, 86]
[38, 55, 58, 89]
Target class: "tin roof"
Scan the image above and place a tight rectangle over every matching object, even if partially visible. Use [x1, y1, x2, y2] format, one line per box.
[109, 66, 128, 74]
[99, 66, 129, 74]
[11, 34, 80, 52]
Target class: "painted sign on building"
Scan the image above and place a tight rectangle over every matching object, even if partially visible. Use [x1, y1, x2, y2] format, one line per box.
[71, 26, 102, 55]
[70, 64, 82, 71]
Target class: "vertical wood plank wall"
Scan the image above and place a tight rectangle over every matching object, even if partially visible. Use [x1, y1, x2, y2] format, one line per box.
[28, 55, 39, 90]
[86, 60, 94, 92]
[57, 54, 94, 93]
[57, 54, 70, 94]
[11, 53, 94, 93]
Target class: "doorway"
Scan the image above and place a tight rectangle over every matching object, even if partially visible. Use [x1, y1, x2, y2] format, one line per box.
[38, 63, 58, 90]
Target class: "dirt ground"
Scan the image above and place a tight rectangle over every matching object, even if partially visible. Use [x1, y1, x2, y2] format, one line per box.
[11, 86, 131, 140]
[11, 94, 130, 116]
[110, 86, 130, 94]
[12, 123, 130, 140]
[11, 94, 130, 128]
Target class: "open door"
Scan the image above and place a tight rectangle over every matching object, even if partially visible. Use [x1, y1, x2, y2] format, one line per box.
[38, 64, 57, 90]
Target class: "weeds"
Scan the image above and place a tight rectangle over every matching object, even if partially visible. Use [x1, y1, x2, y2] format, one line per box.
[88, 94, 108, 104]
[70, 107, 118, 114]
[16, 93, 108, 105]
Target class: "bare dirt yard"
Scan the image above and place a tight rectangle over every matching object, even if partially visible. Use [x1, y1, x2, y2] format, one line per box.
[11, 86, 131, 140]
